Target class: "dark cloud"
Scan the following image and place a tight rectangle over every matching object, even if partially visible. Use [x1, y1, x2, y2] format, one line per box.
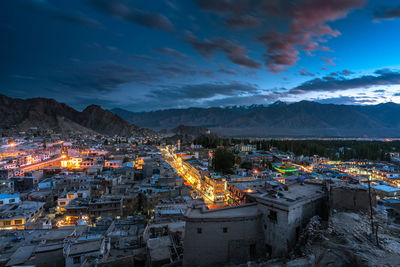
[155, 47, 188, 59]
[218, 68, 237, 75]
[298, 68, 314, 76]
[156, 65, 196, 78]
[373, 89, 385, 93]
[374, 5, 400, 20]
[23, 0, 102, 28]
[196, 0, 249, 14]
[289, 68, 400, 95]
[148, 82, 260, 100]
[226, 15, 262, 29]
[258, 0, 365, 72]
[184, 31, 261, 68]
[130, 54, 154, 61]
[88, 0, 174, 31]
[196, 1, 264, 29]
[340, 69, 353, 75]
[53, 62, 158, 93]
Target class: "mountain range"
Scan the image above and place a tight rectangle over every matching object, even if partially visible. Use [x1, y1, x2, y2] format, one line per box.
[3, 94, 400, 138]
[112, 101, 400, 138]
[0, 95, 154, 137]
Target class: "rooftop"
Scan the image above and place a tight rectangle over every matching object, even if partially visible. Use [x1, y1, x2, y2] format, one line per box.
[185, 203, 259, 221]
[254, 182, 325, 208]
[0, 201, 44, 220]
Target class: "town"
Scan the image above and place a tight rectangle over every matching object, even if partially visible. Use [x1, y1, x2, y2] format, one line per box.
[0, 129, 399, 266]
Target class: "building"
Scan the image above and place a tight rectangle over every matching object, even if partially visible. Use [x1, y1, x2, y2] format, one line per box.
[183, 182, 327, 266]
[183, 204, 264, 266]
[0, 201, 44, 229]
[105, 160, 123, 169]
[0, 194, 20, 206]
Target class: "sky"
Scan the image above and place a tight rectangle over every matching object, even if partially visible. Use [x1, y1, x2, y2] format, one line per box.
[1, 0, 400, 111]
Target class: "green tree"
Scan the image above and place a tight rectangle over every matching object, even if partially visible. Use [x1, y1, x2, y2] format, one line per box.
[213, 148, 235, 174]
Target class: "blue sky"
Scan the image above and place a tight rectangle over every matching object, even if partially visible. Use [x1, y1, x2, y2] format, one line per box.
[1, 0, 400, 111]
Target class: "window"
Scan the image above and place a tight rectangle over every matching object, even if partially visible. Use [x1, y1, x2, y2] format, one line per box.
[4, 220, 11, 226]
[9, 198, 15, 203]
[0, 201, 3, 205]
[77, 193, 83, 198]
[73, 256, 81, 264]
[14, 219, 23, 225]
[197, 228, 202, 234]
[268, 210, 277, 223]
[59, 201, 66, 206]
[223, 227, 228, 233]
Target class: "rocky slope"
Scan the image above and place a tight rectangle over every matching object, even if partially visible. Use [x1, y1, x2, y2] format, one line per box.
[0, 95, 154, 137]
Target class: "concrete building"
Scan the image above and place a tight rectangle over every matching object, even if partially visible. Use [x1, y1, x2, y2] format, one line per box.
[183, 182, 327, 266]
[0, 201, 44, 229]
[183, 204, 264, 266]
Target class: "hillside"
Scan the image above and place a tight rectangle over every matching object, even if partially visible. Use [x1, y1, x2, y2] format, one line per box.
[0, 95, 154, 137]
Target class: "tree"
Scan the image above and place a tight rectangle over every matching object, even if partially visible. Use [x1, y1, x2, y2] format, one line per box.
[213, 148, 235, 174]
[240, 161, 253, 170]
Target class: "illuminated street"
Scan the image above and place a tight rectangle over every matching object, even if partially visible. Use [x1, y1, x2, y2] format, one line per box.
[160, 146, 235, 208]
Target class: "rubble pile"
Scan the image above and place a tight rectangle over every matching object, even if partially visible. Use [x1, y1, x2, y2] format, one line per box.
[293, 211, 400, 266]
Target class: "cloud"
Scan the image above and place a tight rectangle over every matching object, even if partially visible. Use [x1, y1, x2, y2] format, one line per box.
[53, 62, 158, 93]
[196, 0, 262, 29]
[374, 5, 400, 20]
[258, 0, 365, 72]
[196, 0, 248, 14]
[316, 95, 379, 105]
[23, 0, 102, 28]
[321, 57, 336, 66]
[148, 82, 260, 100]
[218, 68, 237, 75]
[339, 69, 353, 75]
[298, 68, 314, 76]
[203, 93, 279, 107]
[130, 54, 154, 61]
[155, 47, 188, 59]
[88, 0, 174, 31]
[155, 65, 196, 78]
[184, 31, 261, 68]
[226, 15, 262, 29]
[289, 68, 400, 95]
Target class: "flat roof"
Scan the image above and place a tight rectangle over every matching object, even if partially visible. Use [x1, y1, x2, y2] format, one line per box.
[254, 182, 325, 208]
[0, 194, 19, 199]
[69, 240, 102, 256]
[185, 203, 259, 221]
[372, 184, 400, 192]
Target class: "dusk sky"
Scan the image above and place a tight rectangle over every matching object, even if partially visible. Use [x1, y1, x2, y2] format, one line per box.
[1, 0, 400, 111]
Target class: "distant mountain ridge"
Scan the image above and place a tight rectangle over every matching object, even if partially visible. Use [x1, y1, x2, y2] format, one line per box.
[112, 101, 400, 138]
[0, 95, 155, 137]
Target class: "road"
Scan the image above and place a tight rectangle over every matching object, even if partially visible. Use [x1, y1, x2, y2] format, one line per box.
[160, 146, 232, 206]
